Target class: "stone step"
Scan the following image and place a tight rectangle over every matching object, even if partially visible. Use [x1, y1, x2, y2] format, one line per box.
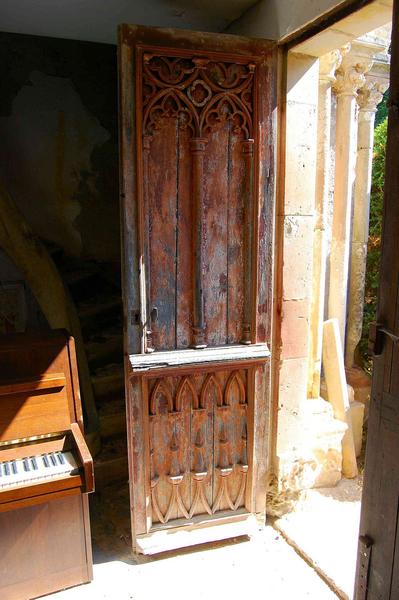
[94, 456, 129, 490]
[98, 390, 126, 438]
[86, 334, 123, 369]
[78, 296, 121, 321]
[99, 412, 126, 439]
[94, 435, 128, 489]
[91, 363, 124, 397]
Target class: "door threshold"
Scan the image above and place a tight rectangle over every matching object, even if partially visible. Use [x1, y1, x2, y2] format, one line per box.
[135, 511, 260, 554]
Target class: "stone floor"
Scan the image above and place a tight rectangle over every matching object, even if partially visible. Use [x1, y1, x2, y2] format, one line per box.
[275, 476, 363, 600]
[50, 528, 338, 600]
[47, 477, 362, 600]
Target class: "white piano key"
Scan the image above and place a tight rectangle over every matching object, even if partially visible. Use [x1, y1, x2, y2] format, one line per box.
[0, 451, 79, 489]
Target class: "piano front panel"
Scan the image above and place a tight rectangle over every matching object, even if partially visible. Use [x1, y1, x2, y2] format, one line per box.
[0, 494, 92, 600]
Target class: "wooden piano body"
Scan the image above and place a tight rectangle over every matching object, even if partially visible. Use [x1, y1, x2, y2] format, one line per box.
[0, 331, 94, 600]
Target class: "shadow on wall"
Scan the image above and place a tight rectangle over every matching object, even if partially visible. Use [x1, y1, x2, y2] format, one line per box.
[0, 33, 120, 263]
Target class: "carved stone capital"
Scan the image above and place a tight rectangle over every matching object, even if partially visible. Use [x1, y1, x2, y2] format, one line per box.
[357, 77, 389, 111]
[319, 49, 343, 85]
[333, 41, 378, 97]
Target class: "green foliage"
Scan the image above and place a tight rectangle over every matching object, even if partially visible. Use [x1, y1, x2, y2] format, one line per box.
[375, 88, 389, 128]
[359, 117, 387, 369]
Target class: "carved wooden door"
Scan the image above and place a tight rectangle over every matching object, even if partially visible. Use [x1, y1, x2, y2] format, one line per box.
[119, 24, 276, 554]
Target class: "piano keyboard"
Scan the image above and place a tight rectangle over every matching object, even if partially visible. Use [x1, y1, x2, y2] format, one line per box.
[0, 452, 79, 488]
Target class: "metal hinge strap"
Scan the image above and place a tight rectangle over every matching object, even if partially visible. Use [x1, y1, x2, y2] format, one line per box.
[368, 322, 399, 356]
[355, 535, 373, 600]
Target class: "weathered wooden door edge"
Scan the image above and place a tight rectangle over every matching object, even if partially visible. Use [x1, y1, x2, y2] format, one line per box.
[354, 1, 398, 597]
[118, 23, 277, 553]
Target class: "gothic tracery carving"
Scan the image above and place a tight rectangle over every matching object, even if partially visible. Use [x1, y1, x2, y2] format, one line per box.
[142, 53, 255, 138]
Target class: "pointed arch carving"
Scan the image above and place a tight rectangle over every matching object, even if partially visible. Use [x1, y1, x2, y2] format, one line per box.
[149, 378, 174, 415]
[175, 376, 199, 411]
[224, 371, 246, 406]
[200, 373, 223, 408]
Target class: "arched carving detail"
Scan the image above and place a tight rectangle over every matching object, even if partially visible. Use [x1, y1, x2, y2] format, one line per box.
[200, 373, 223, 408]
[149, 379, 174, 415]
[175, 376, 199, 411]
[224, 371, 246, 406]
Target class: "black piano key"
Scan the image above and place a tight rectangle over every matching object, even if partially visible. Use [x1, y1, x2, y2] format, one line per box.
[42, 455, 50, 468]
[23, 459, 30, 472]
[4, 462, 10, 476]
[11, 461, 17, 474]
[57, 452, 65, 465]
[50, 453, 57, 467]
[31, 457, 38, 470]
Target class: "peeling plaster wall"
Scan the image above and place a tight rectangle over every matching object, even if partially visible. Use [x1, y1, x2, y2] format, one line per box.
[0, 33, 120, 263]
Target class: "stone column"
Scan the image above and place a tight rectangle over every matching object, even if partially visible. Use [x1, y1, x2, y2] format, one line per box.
[345, 75, 389, 366]
[328, 43, 374, 350]
[309, 49, 342, 399]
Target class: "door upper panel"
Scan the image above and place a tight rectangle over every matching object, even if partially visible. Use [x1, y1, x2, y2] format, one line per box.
[119, 25, 276, 355]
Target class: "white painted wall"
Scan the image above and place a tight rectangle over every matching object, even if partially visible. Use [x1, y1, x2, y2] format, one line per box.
[0, 0, 255, 44]
[229, 0, 356, 40]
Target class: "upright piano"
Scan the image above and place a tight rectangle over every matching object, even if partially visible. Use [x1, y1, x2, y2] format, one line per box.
[0, 331, 94, 600]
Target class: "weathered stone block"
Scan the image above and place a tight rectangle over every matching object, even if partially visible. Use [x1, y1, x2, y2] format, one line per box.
[281, 216, 314, 300]
[346, 366, 371, 418]
[281, 299, 310, 360]
[349, 400, 365, 457]
[269, 398, 347, 516]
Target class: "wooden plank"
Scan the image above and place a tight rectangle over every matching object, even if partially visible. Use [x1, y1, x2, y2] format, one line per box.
[130, 343, 270, 370]
[203, 121, 229, 346]
[256, 53, 276, 345]
[118, 31, 142, 356]
[148, 117, 178, 351]
[126, 368, 148, 541]
[228, 130, 245, 343]
[176, 125, 193, 348]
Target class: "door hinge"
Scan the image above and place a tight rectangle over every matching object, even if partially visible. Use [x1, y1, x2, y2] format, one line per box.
[369, 322, 399, 356]
[355, 535, 373, 600]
